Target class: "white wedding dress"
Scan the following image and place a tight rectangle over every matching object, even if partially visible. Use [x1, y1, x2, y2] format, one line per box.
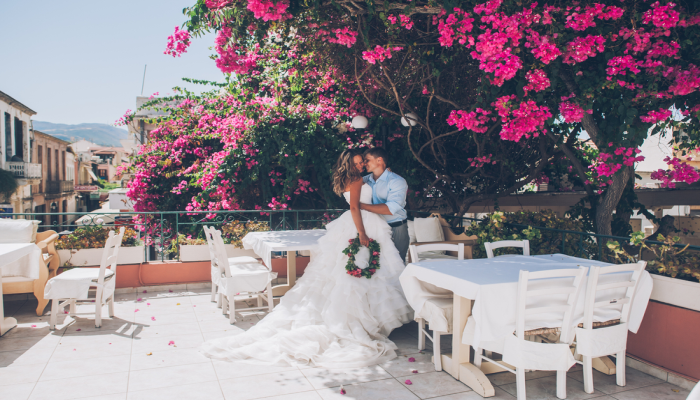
[200, 184, 414, 368]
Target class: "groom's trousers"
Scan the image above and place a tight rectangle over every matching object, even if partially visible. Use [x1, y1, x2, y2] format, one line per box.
[390, 222, 410, 263]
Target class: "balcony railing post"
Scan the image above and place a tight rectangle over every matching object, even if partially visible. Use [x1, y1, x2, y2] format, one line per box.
[160, 212, 164, 262]
[176, 213, 180, 261]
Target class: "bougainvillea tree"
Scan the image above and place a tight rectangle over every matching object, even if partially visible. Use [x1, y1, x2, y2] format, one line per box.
[140, 0, 700, 236]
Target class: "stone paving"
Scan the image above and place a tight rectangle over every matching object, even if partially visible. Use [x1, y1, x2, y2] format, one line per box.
[0, 288, 691, 400]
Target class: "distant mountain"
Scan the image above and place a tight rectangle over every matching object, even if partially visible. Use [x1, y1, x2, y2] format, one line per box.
[32, 121, 128, 147]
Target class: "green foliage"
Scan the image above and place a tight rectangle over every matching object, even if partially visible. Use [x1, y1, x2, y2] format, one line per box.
[465, 210, 596, 259]
[55, 226, 142, 250]
[0, 169, 18, 200]
[607, 232, 700, 283]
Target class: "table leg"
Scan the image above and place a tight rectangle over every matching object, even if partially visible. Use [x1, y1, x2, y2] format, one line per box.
[271, 251, 297, 297]
[441, 295, 495, 397]
[0, 269, 18, 336]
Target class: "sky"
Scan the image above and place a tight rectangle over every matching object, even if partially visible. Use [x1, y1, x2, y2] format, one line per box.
[0, 0, 224, 127]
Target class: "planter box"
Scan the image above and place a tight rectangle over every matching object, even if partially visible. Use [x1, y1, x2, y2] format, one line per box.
[628, 300, 700, 381]
[179, 245, 258, 262]
[650, 274, 700, 312]
[57, 246, 145, 267]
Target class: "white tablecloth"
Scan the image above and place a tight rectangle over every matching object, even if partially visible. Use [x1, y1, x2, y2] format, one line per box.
[0, 243, 41, 280]
[241, 230, 326, 268]
[399, 254, 653, 349]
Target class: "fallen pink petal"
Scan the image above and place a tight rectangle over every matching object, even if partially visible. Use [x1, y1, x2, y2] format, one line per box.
[135, 309, 140, 312]
[408, 357, 415, 362]
[412, 370, 418, 373]
[31, 324, 36, 328]
[340, 385, 346, 395]
[137, 298, 142, 302]
[143, 290, 147, 293]
[151, 317, 156, 321]
[76, 329, 81, 331]
[405, 379, 412, 385]
[168, 341, 175, 345]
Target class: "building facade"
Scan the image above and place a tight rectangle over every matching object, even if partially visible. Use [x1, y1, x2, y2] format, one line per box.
[0, 90, 41, 214]
[31, 130, 76, 227]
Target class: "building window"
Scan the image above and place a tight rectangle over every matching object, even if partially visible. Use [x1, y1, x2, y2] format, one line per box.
[14, 118, 23, 159]
[98, 169, 107, 178]
[62, 150, 66, 181]
[4, 113, 11, 161]
[37, 145, 43, 192]
[55, 149, 59, 181]
[47, 148, 52, 182]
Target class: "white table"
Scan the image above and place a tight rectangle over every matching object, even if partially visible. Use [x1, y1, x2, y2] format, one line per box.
[242, 230, 326, 296]
[399, 254, 653, 397]
[0, 243, 41, 336]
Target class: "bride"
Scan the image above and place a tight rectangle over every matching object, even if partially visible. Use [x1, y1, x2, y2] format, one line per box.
[200, 149, 414, 368]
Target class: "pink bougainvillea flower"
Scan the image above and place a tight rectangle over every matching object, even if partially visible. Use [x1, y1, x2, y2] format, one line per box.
[405, 379, 413, 385]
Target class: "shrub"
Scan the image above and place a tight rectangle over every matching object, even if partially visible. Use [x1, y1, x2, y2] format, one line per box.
[464, 210, 596, 259]
[607, 232, 700, 283]
[56, 226, 141, 250]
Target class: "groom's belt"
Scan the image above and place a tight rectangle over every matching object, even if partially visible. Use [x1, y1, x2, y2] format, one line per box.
[388, 219, 407, 228]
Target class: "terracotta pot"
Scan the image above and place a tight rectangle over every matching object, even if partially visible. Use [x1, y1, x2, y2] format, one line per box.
[627, 300, 700, 380]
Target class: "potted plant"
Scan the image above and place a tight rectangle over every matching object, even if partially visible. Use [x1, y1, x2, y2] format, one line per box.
[177, 220, 269, 262]
[56, 223, 144, 266]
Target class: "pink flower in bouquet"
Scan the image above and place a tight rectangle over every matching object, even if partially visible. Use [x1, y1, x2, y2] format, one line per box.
[372, 251, 379, 255]
[349, 239, 354, 243]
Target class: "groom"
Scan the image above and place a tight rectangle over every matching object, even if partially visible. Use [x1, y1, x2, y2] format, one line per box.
[360, 147, 410, 262]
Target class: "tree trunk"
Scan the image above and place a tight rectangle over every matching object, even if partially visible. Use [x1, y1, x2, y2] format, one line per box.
[595, 166, 634, 236]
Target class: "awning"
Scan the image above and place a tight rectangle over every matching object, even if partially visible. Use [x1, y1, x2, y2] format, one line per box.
[82, 165, 98, 181]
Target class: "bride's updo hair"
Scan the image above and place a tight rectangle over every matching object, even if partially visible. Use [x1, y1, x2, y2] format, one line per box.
[332, 149, 363, 195]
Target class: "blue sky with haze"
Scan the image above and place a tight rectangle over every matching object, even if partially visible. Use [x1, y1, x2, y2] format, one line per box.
[0, 1, 223, 127]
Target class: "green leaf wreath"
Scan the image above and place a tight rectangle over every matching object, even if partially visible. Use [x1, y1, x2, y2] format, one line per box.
[342, 234, 381, 279]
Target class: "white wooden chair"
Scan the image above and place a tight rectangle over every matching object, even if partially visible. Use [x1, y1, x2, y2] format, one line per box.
[48, 227, 125, 329]
[484, 240, 530, 258]
[210, 228, 274, 324]
[575, 261, 646, 394]
[203, 225, 260, 307]
[473, 266, 588, 400]
[410, 242, 464, 371]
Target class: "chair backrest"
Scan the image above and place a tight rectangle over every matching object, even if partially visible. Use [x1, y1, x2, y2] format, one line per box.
[202, 226, 218, 269]
[97, 227, 125, 285]
[484, 240, 530, 258]
[581, 261, 646, 329]
[210, 228, 232, 278]
[409, 242, 464, 262]
[514, 266, 588, 343]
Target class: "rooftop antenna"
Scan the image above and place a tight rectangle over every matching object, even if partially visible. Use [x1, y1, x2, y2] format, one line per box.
[140, 64, 147, 96]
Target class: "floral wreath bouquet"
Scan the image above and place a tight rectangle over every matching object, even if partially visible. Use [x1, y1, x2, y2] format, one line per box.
[342, 234, 381, 279]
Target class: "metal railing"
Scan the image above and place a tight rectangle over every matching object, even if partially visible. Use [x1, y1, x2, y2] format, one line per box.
[1, 209, 346, 262]
[2, 209, 698, 264]
[4, 161, 41, 179]
[411, 211, 700, 262]
[46, 180, 74, 193]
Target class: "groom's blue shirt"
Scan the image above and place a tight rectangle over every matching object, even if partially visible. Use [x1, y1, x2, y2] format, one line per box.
[363, 170, 408, 224]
